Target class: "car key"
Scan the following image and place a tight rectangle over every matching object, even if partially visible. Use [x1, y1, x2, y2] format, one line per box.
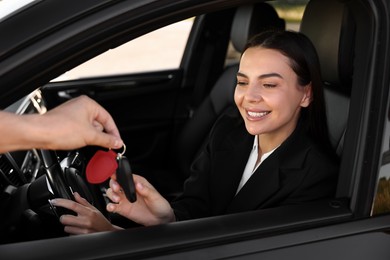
[86, 144, 137, 202]
[86, 149, 118, 184]
[116, 154, 137, 203]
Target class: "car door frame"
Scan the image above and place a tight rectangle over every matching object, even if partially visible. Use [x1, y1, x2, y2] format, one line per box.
[1, 0, 390, 258]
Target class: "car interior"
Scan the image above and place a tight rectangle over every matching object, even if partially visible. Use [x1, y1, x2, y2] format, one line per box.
[175, 2, 286, 180]
[0, 0, 372, 249]
[300, 0, 353, 157]
[174, 0, 354, 210]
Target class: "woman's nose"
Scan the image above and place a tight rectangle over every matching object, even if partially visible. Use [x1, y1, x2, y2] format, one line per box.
[245, 84, 263, 103]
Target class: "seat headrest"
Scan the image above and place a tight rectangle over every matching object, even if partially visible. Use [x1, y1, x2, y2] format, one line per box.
[300, 0, 355, 95]
[230, 3, 285, 53]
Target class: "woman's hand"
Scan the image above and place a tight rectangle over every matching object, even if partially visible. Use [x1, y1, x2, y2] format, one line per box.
[106, 174, 175, 226]
[50, 192, 122, 235]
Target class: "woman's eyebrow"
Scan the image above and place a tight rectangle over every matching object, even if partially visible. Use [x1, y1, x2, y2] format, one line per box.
[236, 72, 247, 78]
[258, 73, 283, 79]
[237, 72, 283, 79]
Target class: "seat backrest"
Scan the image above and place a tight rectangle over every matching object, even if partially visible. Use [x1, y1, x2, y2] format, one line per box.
[176, 3, 285, 177]
[299, 0, 355, 156]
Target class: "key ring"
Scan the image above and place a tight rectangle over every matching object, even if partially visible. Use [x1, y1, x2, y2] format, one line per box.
[117, 144, 126, 159]
[108, 144, 126, 159]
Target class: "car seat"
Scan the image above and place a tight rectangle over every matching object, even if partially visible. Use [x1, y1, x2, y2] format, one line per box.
[175, 3, 285, 178]
[299, 0, 355, 156]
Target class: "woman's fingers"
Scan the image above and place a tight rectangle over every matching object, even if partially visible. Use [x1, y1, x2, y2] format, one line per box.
[109, 178, 122, 194]
[106, 184, 124, 203]
[106, 202, 118, 213]
[51, 197, 78, 213]
[107, 173, 175, 226]
[49, 192, 116, 235]
[74, 192, 93, 208]
[51, 192, 91, 214]
[106, 175, 149, 206]
[59, 213, 82, 227]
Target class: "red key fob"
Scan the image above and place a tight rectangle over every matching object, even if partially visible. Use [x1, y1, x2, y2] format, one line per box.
[86, 150, 118, 184]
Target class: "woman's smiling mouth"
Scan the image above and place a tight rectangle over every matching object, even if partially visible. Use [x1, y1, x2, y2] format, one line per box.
[247, 110, 270, 117]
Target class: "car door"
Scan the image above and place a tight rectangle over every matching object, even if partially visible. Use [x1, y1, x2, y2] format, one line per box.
[3, 0, 390, 259]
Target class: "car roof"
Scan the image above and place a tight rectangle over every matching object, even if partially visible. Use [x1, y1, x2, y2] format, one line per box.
[0, 0, 41, 21]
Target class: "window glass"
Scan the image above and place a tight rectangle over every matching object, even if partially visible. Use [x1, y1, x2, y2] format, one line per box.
[0, 0, 39, 20]
[53, 19, 193, 81]
[371, 96, 390, 215]
[272, 0, 308, 31]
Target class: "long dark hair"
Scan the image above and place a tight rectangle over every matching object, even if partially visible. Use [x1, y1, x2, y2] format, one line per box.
[243, 30, 334, 155]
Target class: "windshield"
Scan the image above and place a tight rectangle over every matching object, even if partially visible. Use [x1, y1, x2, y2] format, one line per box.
[0, 0, 41, 21]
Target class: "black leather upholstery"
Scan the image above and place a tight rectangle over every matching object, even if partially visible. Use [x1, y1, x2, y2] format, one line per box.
[230, 3, 285, 53]
[176, 3, 285, 177]
[300, 0, 355, 155]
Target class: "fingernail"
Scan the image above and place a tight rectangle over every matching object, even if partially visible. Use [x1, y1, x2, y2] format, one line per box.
[107, 204, 114, 212]
[114, 139, 123, 149]
[50, 199, 57, 205]
[113, 195, 120, 202]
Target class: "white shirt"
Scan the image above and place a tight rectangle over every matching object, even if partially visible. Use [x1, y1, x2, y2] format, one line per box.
[236, 135, 277, 193]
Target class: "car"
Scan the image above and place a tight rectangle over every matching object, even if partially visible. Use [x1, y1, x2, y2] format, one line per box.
[0, 0, 390, 259]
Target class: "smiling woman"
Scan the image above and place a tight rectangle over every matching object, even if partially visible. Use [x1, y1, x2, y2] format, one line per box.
[235, 48, 311, 141]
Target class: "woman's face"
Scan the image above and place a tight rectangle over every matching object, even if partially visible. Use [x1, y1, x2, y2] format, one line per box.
[234, 47, 311, 142]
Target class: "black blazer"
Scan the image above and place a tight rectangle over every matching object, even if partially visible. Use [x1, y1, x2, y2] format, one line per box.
[172, 107, 339, 221]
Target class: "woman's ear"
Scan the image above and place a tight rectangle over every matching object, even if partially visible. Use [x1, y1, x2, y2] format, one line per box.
[300, 83, 312, 108]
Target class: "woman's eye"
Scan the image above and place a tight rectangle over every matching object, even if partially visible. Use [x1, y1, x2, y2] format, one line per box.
[263, 83, 276, 88]
[237, 81, 248, 86]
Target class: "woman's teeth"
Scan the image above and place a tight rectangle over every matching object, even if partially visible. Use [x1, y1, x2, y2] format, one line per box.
[248, 111, 270, 117]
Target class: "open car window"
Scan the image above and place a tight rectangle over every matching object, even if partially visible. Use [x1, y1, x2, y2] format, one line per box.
[53, 19, 194, 81]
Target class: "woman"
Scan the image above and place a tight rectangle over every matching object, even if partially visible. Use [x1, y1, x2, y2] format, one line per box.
[52, 30, 339, 233]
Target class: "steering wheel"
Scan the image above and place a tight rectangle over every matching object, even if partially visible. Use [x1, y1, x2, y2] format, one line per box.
[37, 149, 108, 218]
[38, 149, 76, 217]
[38, 147, 109, 214]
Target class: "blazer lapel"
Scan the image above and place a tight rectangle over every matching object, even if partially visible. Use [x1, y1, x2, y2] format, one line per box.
[226, 152, 281, 213]
[210, 125, 254, 215]
[226, 123, 311, 214]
